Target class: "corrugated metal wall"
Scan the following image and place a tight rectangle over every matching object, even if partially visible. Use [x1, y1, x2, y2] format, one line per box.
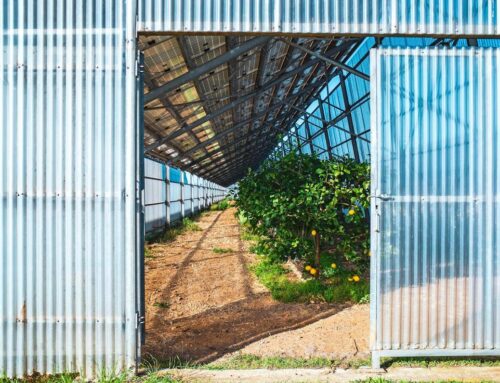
[370, 48, 500, 365]
[144, 158, 227, 234]
[0, 0, 139, 377]
[138, 0, 500, 35]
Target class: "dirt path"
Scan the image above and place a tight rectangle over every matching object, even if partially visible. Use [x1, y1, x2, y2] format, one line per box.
[144, 208, 369, 364]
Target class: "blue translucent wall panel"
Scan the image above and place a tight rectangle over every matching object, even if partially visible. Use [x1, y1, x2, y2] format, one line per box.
[144, 159, 226, 233]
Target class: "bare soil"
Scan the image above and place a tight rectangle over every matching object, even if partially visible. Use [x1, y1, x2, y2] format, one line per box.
[144, 208, 369, 364]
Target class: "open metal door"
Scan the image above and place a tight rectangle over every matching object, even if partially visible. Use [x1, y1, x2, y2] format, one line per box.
[136, 51, 146, 365]
[370, 48, 500, 368]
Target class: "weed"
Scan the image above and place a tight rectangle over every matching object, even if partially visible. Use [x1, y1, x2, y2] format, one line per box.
[181, 217, 201, 232]
[212, 247, 234, 254]
[250, 256, 369, 304]
[144, 247, 155, 259]
[147, 217, 201, 244]
[142, 355, 197, 370]
[153, 301, 170, 309]
[206, 354, 334, 370]
[381, 357, 500, 368]
[210, 198, 231, 211]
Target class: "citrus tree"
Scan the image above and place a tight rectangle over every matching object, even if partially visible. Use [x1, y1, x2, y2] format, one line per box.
[236, 153, 370, 273]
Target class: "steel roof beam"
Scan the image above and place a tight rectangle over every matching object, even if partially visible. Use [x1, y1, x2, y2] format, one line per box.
[192, 55, 346, 172]
[144, 36, 271, 104]
[184, 45, 352, 167]
[205, 151, 269, 181]
[338, 71, 360, 161]
[198, 141, 276, 178]
[179, 77, 328, 168]
[193, 115, 296, 174]
[145, 41, 357, 153]
[280, 38, 369, 81]
[169, 71, 331, 165]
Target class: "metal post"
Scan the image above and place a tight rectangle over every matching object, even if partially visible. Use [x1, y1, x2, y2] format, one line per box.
[318, 98, 334, 160]
[339, 71, 361, 162]
[305, 120, 315, 154]
[180, 171, 185, 219]
[166, 164, 171, 226]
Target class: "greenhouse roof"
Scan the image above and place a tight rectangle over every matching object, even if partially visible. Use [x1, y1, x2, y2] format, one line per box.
[140, 35, 368, 185]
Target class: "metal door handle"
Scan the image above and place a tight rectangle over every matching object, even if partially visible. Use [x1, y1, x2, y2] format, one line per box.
[371, 194, 394, 201]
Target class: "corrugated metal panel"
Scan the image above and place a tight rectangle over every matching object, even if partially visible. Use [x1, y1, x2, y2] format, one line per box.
[370, 47, 500, 365]
[138, 0, 500, 35]
[0, 1, 138, 378]
[144, 158, 227, 234]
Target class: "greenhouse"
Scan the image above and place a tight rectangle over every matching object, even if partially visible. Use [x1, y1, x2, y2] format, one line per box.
[1, 1, 499, 380]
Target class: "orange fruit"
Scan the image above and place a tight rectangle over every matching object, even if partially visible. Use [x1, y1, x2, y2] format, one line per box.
[311, 229, 317, 236]
[310, 268, 317, 275]
[348, 209, 356, 216]
[331, 263, 337, 269]
[353, 275, 360, 282]
[305, 265, 312, 271]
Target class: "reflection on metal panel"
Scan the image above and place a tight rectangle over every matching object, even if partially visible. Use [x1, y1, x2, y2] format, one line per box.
[371, 48, 500, 364]
[144, 159, 227, 234]
[139, 0, 499, 35]
[0, 0, 138, 378]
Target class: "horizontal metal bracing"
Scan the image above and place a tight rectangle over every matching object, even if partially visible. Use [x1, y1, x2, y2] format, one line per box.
[144, 36, 271, 103]
[178, 74, 334, 168]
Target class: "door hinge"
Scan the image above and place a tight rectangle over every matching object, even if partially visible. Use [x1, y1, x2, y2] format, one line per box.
[136, 312, 145, 329]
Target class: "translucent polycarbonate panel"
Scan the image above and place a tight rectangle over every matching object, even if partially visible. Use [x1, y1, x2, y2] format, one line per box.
[144, 159, 168, 233]
[139, 0, 500, 35]
[0, 0, 138, 377]
[144, 158, 227, 232]
[371, 48, 500, 357]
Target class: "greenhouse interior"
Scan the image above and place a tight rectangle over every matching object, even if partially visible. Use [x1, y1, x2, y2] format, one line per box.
[1, 1, 499, 381]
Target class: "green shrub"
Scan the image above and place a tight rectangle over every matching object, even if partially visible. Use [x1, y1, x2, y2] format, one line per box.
[235, 153, 370, 273]
[210, 197, 231, 211]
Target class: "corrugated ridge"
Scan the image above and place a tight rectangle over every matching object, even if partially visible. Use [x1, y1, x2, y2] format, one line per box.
[138, 0, 500, 35]
[371, 47, 499, 353]
[1, 0, 138, 377]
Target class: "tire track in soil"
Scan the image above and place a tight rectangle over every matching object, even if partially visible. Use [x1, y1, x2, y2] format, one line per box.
[144, 208, 348, 364]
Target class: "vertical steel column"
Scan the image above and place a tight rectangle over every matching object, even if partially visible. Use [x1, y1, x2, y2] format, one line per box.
[339, 71, 360, 162]
[166, 165, 171, 226]
[180, 171, 185, 219]
[305, 120, 315, 154]
[318, 98, 334, 160]
[294, 128, 303, 154]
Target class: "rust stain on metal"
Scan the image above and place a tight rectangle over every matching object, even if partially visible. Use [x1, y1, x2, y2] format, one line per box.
[17, 301, 27, 323]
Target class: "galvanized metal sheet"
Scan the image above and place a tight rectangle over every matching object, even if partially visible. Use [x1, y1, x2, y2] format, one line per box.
[145, 159, 168, 233]
[370, 47, 500, 364]
[0, 0, 138, 378]
[144, 158, 227, 234]
[138, 0, 500, 35]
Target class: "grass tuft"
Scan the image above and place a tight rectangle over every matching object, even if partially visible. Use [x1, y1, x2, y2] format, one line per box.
[212, 247, 234, 254]
[381, 356, 500, 368]
[250, 257, 369, 304]
[205, 354, 334, 370]
[147, 217, 202, 244]
[153, 301, 170, 309]
[210, 198, 231, 211]
[142, 355, 197, 370]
